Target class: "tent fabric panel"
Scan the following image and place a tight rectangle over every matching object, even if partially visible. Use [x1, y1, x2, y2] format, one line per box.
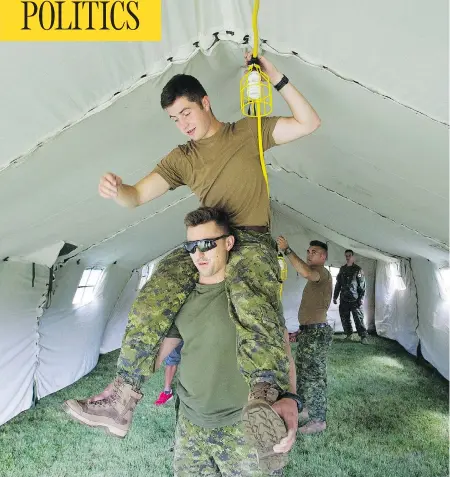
[0, 262, 48, 425]
[411, 257, 449, 380]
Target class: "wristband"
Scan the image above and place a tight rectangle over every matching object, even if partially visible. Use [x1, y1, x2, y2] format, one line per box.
[274, 74, 289, 91]
[278, 391, 303, 411]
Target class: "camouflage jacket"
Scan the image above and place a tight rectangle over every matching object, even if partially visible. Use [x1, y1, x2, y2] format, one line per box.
[333, 264, 366, 303]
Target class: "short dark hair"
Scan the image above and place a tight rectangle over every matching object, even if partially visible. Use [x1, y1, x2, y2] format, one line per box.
[310, 240, 328, 253]
[160, 74, 208, 109]
[345, 249, 354, 255]
[184, 207, 231, 234]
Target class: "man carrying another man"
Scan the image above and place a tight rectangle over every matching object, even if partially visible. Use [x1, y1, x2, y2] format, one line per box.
[64, 52, 319, 471]
[67, 208, 299, 475]
[276, 236, 333, 435]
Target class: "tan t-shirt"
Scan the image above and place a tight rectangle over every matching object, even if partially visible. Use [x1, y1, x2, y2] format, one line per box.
[153, 116, 280, 227]
[298, 266, 333, 325]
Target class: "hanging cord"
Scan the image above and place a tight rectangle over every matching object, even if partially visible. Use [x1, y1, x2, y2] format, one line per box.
[251, 0, 270, 198]
[250, 0, 287, 295]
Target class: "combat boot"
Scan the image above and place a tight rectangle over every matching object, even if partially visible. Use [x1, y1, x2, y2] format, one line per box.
[63, 377, 143, 438]
[241, 383, 288, 472]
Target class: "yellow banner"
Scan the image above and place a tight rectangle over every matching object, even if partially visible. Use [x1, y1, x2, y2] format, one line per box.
[0, 0, 161, 41]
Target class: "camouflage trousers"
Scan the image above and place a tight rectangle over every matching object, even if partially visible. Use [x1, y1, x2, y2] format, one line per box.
[296, 325, 333, 422]
[174, 414, 282, 476]
[339, 301, 368, 337]
[117, 229, 290, 392]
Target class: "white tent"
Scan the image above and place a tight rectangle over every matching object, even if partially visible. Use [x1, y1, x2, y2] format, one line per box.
[0, 0, 448, 426]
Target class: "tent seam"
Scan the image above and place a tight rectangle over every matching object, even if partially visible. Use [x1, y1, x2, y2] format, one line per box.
[268, 163, 449, 250]
[0, 32, 230, 175]
[262, 42, 449, 127]
[33, 266, 52, 402]
[57, 193, 195, 265]
[408, 258, 421, 354]
[272, 198, 403, 259]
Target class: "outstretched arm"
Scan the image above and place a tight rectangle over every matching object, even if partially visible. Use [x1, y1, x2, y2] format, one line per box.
[99, 171, 170, 208]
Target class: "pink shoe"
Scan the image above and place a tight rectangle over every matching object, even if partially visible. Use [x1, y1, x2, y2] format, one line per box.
[154, 390, 173, 406]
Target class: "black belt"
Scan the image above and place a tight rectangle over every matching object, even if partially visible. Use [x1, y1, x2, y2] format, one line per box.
[299, 323, 330, 331]
[236, 225, 269, 233]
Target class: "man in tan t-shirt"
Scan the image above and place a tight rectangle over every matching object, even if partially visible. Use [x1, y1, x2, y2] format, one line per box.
[277, 237, 333, 435]
[65, 53, 319, 467]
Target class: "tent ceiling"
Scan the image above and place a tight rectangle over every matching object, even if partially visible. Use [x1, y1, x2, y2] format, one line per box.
[259, 0, 448, 123]
[77, 195, 200, 269]
[0, 0, 448, 268]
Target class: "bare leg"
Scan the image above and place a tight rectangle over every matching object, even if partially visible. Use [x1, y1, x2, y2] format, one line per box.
[164, 364, 178, 392]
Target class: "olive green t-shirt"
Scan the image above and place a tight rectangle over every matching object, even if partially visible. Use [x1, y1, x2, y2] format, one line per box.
[298, 266, 333, 325]
[153, 116, 280, 227]
[166, 281, 249, 428]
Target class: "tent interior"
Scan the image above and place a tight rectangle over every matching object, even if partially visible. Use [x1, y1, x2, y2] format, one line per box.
[0, 0, 449, 427]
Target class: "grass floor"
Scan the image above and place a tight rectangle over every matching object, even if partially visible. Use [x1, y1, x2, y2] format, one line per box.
[1, 336, 448, 477]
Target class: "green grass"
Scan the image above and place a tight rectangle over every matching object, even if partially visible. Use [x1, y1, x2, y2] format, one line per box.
[0, 336, 448, 477]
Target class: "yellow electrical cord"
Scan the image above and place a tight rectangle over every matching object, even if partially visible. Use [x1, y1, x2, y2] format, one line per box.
[250, 0, 288, 297]
[252, 0, 270, 196]
[252, 0, 259, 59]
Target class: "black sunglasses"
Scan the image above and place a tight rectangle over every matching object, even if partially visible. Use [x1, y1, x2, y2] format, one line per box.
[183, 234, 230, 254]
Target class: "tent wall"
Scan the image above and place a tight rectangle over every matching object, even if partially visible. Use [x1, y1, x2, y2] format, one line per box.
[374, 259, 419, 355]
[0, 257, 137, 425]
[100, 251, 174, 354]
[411, 258, 449, 380]
[35, 260, 132, 399]
[100, 269, 140, 354]
[0, 261, 48, 426]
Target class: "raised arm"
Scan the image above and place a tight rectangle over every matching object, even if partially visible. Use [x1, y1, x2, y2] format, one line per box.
[276, 236, 320, 282]
[247, 54, 321, 145]
[98, 171, 170, 208]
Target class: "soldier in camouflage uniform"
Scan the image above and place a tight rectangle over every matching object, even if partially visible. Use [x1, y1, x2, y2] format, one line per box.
[333, 249, 368, 344]
[67, 208, 298, 475]
[64, 54, 319, 462]
[276, 236, 333, 435]
[117, 226, 287, 390]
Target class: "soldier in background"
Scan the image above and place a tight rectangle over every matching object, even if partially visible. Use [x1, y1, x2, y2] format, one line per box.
[333, 249, 368, 344]
[276, 236, 333, 435]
